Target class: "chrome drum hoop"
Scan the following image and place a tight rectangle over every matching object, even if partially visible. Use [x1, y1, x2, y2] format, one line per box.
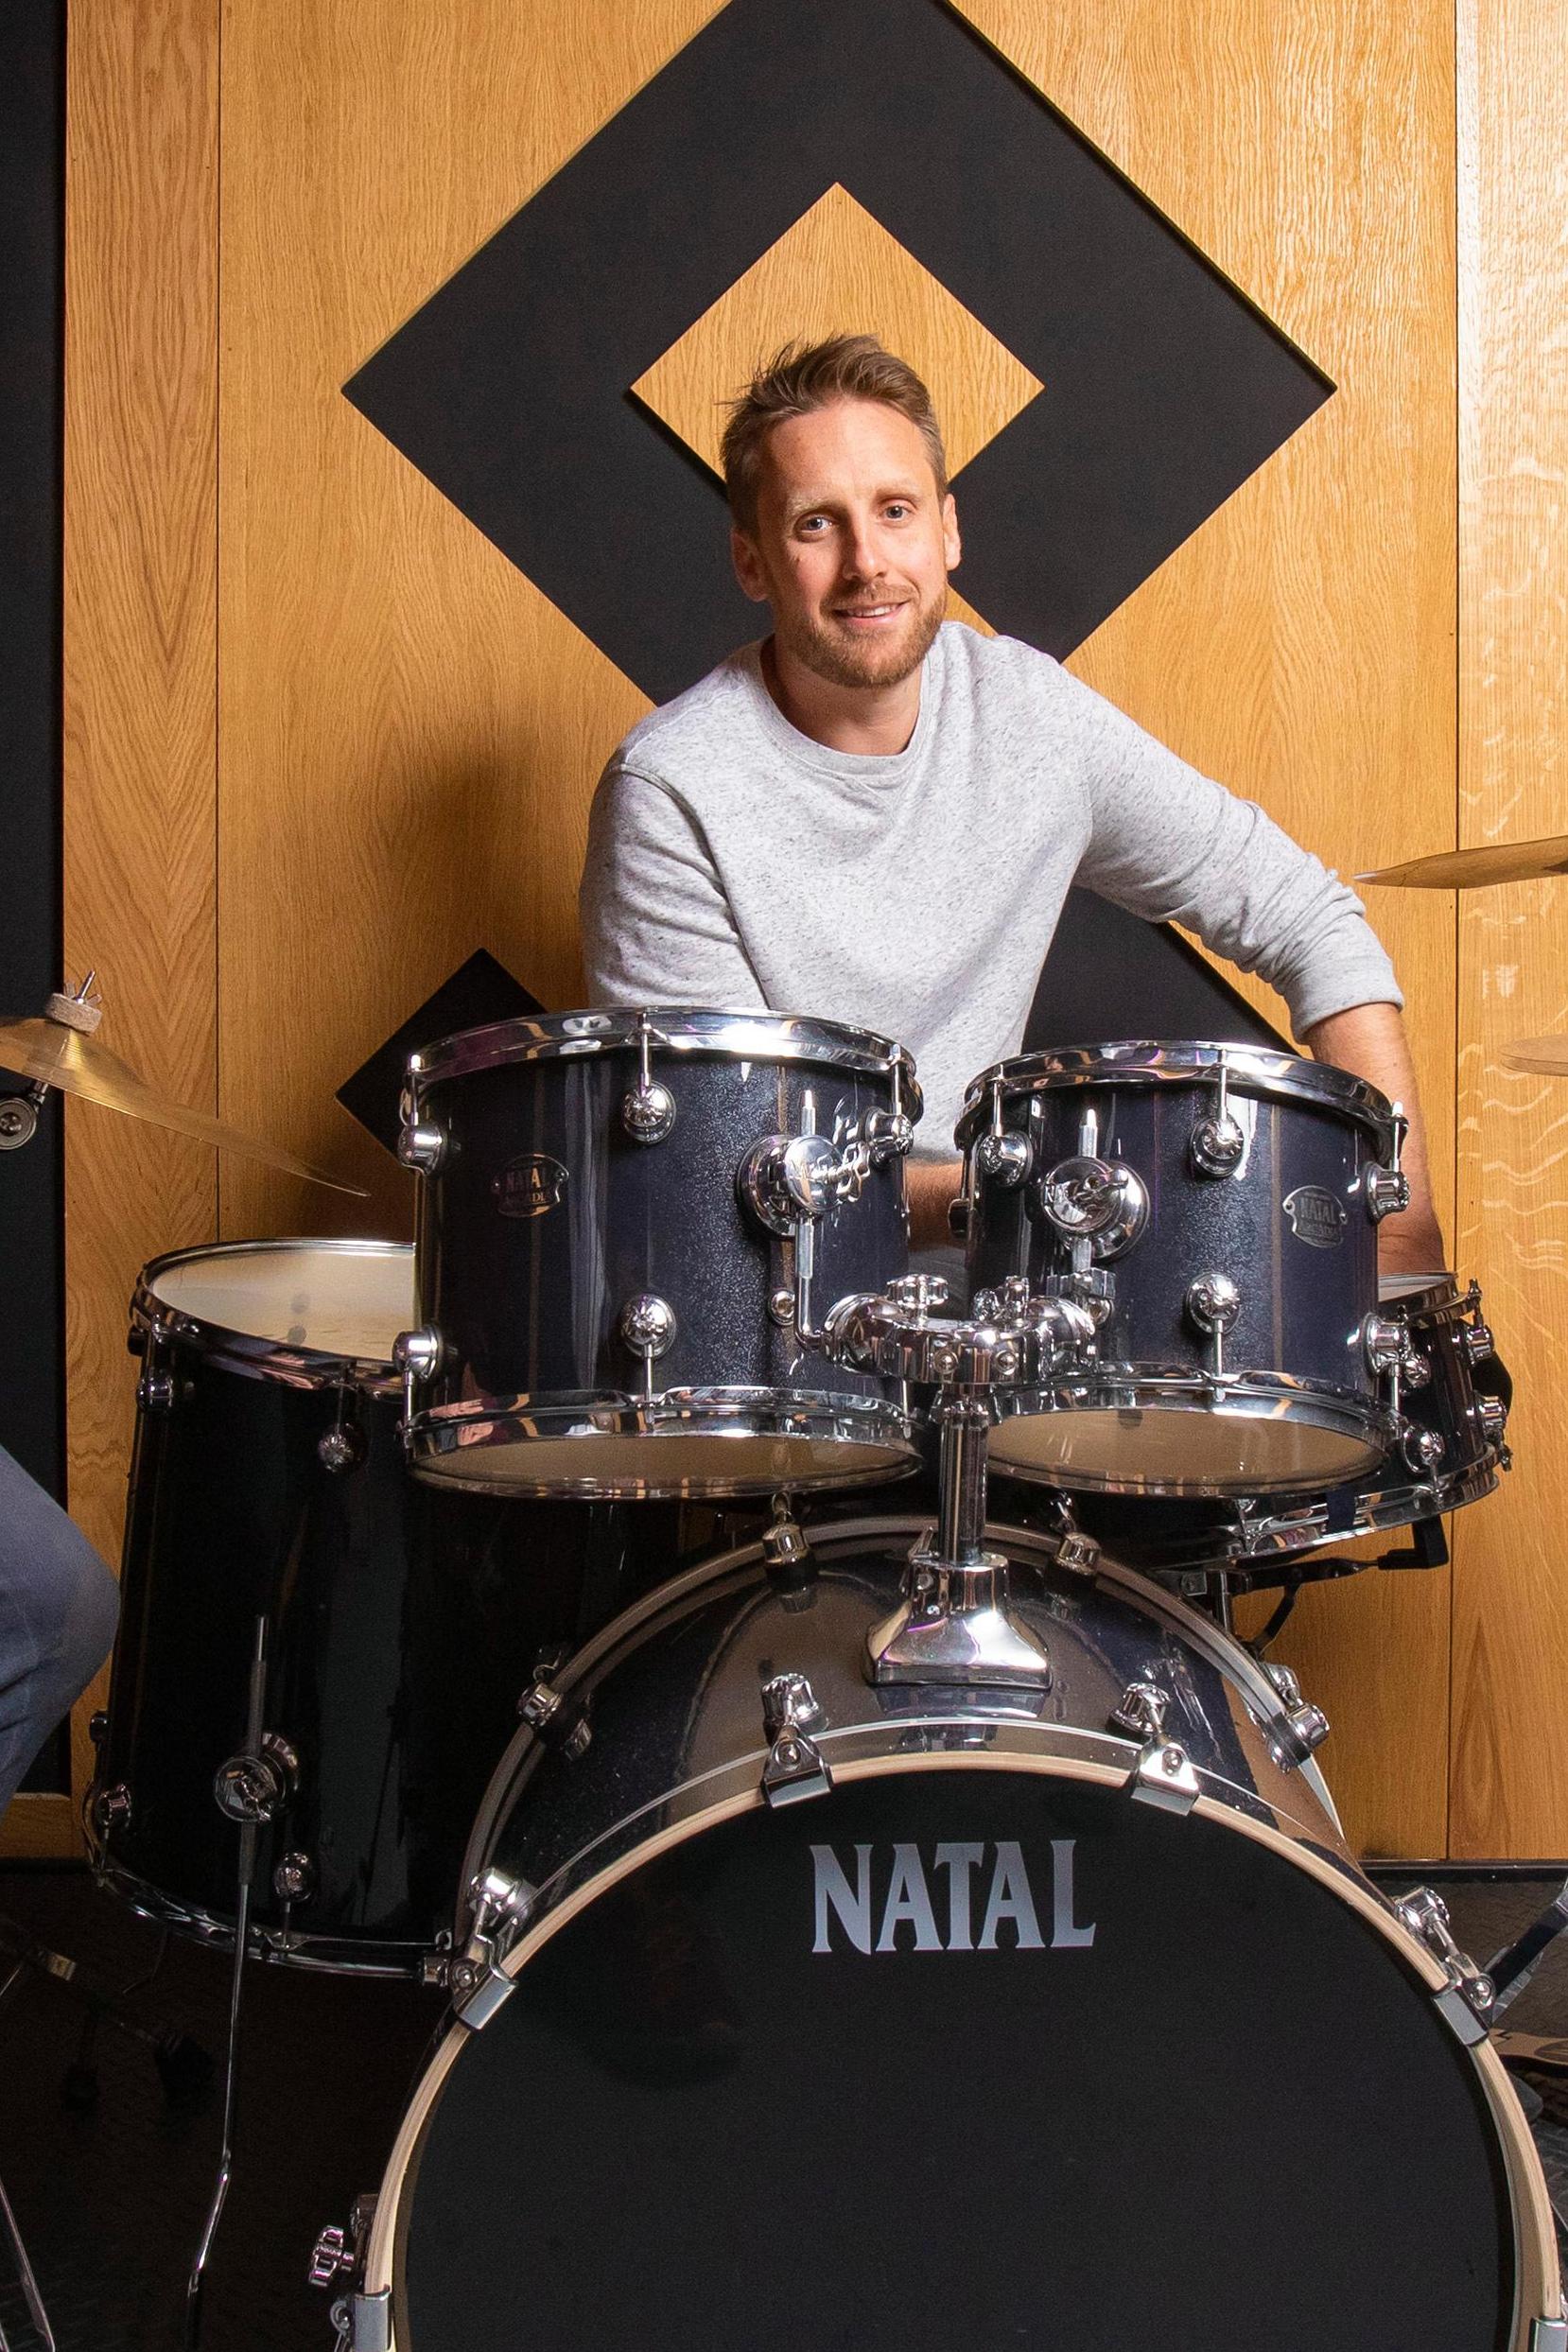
[131, 1235, 410, 1392]
[403, 1386, 920, 1500]
[410, 1002, 921, 1109]
[985, 1369, 1398, 1498]
[955, 1038, 1398, 1147]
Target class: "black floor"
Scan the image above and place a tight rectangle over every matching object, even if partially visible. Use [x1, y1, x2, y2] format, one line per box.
[1, 1864, 1567, 2350]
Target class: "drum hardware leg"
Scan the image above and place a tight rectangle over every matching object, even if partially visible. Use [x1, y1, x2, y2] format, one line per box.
[1483, 1876, 1568, 2019]
[0, 1916, 209, 2112]
[1245, 1572, 1305, 1657]
[1108, 1681, 1202, 1813]
[760, 1672, 833, 1805]
[185, 1612, 274, 2349]
[0, 2168, 55, 2351]
[1211, 1572, 1234, 1634]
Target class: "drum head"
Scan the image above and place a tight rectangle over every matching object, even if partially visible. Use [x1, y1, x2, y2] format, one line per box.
[391, 1768, 1523, 2349]
[988, 1390, 1385, 1495]
[146, 1238, 411, 1362]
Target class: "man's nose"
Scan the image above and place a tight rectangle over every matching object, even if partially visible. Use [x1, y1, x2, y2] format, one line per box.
[842, 520, 883, 581]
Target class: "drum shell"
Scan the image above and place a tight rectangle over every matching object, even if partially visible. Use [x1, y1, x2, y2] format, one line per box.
[411, 1043, 907, 1409]
[966, 1052, 1391, 1490]
[362, 1520, 1559, 2351]
[93, 1275, 691, 1973]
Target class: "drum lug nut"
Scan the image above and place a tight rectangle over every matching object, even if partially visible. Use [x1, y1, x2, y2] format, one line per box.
[136, 1369, 178, 1414]
[451, 1868, 536, 2028]
[767, 1286, 794, 1328]
[976, 1130, 1031, 1187]
[1476, 1394, 1509, 1447]
[1402, 1425, 1444, 1473]
[1190, 1113, 1246, 1177]
[621, 1077, 676, 1143]
[1394, 1885, 1495, 2038]
[619, 1292, 676, 1358]
[91, 1780, 132, 1838]
[317, 1420, 367, 1473]
[1262, 1666, 1333, 1768]
[1365, 1165, 1411, 1222]
[885, 1273, 950, 1314]
[1112, 1682, 1200, 1813]
[517, 1678, 592, 1759]
[87, 1709, 108, 1749]
[213, 1732, 299, 1824]
[760, 1672, 832, 1806]
[272, 1850, 317, 1904]
[860, 1107, 914, 1166]
[396, 1119, 446, 1175]
[1463, 1317, 1496, 1367]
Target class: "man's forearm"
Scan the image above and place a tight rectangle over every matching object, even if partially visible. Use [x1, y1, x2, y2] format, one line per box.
[907, 1156, 964, 1252]
[1299, 1002, 1446, 1271]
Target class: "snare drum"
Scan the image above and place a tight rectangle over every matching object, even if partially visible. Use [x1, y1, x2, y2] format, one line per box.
[959, 1042, 1406, 1496]
[89, 1238, 691, 1974]
[395, 1008, 922, 1498]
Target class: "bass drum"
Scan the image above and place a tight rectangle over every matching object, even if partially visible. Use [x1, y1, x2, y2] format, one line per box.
[353, 1520, 1559, 2351]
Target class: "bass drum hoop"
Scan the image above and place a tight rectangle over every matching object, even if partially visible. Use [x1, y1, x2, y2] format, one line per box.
[403, 1387, 921, 1498]
[362, 1743, 1558, 2347]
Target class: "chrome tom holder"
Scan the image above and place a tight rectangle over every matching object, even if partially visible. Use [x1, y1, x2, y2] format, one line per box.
[825, 1274, 1096, 1688]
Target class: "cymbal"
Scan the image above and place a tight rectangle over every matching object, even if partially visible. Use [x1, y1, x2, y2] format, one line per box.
[1503, 1035, 1568, 1076]
[1357, 834, 1568, 890]
[0, 1000, 365, 1194]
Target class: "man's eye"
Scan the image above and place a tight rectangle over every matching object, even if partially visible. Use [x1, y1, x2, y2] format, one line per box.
[884, 503, 911, 520]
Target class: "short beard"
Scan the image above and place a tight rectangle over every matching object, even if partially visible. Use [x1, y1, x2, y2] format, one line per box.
[779, 587, 947, 691]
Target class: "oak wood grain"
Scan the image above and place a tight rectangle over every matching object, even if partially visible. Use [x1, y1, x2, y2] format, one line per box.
[1449, 0, 1568, 1857]
[60, 0, 221, 1845]
[957, 0, 1456, 1856]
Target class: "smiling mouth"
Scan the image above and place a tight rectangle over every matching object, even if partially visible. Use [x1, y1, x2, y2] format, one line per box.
[833, 602, 908, 621]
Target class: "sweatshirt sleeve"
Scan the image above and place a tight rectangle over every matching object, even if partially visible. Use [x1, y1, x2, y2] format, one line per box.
[1061, 670, 1402, 1033]
[579, 761, 767, 1009]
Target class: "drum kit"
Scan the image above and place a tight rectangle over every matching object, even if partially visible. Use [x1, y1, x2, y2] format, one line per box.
[4, 833, 1567, 2350]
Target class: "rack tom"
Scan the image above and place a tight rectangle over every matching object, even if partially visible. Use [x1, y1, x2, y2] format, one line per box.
[959, 1042, 1408, 1496]
[396, 1008, 921, 1498]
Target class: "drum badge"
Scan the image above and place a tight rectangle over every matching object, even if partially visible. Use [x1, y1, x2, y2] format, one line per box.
[493, 1154, 568, 1218]
[1282, 1186, 1348, 1248]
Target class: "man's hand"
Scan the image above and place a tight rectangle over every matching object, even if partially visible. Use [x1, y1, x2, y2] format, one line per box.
[906, 1157, 965, 1252]
[1299, 1002, 1448, 1275]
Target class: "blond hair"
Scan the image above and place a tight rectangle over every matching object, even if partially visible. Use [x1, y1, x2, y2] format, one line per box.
[720, 334, 949, 533]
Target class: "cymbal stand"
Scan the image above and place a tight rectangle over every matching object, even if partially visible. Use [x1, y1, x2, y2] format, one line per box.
[184, 1612, 277, 2349]
[0, 973, 97, 1154]
[824, 1275, 1095, 1687]
[0, 2168, 54, 2352]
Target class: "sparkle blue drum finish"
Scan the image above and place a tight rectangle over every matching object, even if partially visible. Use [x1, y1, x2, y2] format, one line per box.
[402, 1009, 922, 1497]
[958, 1043, 1402, 1495]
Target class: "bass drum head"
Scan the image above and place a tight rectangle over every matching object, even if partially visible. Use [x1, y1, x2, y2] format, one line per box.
[386, 1764, 1538, 2350]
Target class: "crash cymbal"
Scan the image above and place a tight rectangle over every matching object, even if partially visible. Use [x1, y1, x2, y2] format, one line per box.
[0, 983, 365, 1193]
[1502, 1036, 1568, 1076]
[1357, 834, 1568, 890]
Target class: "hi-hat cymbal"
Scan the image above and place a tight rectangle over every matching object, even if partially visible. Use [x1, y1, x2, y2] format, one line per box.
[1358, 834, 1568, 890]
[1502, 1035, 1568, 1076]
[0, 993, 365, 1194]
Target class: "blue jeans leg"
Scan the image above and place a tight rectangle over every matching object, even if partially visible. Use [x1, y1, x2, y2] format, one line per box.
[0, 1443, 119, 1819]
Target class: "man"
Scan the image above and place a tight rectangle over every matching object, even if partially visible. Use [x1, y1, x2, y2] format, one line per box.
[581, 334, 1443, 1270]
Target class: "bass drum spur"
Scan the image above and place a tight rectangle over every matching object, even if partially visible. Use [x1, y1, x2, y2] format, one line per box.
[338, 1519, 1559, 2351]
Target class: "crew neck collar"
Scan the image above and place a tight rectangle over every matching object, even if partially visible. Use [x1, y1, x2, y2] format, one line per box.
[738, 634, 942, 785]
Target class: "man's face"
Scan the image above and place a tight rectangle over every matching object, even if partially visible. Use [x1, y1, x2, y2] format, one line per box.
[731, 398, 961, 691]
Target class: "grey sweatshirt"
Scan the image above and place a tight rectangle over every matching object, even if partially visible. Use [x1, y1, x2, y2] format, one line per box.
[580, 624, 1401, 1154]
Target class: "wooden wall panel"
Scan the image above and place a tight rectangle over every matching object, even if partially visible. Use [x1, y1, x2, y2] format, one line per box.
[958, 0, 1456, 1855]
[49, 0, 220, 1848]
[215, 2, 724, 1245]
[1450, 0, 1568, 1856]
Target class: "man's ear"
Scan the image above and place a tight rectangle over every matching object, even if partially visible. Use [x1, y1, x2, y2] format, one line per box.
[942, 492, 962, 575]
[731, 527, 771, 604]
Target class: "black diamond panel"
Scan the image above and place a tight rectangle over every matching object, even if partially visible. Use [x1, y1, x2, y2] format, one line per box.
[343, 0, 1332, 706]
